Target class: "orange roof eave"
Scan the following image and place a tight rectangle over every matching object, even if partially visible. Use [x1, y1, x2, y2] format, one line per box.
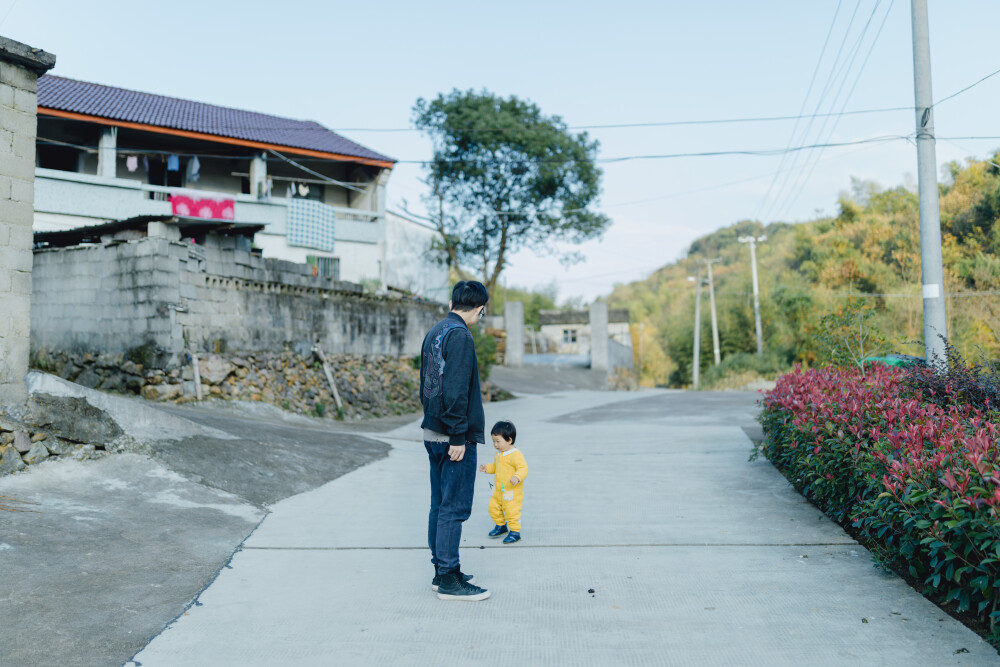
[37, 107, 395, 170]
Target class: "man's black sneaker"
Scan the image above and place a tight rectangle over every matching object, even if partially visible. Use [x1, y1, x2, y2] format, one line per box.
[503, 531, 521, 544]
[435, 572, 490, 601]
[488, 524, 508, 538]
[431, 571, 474, 592]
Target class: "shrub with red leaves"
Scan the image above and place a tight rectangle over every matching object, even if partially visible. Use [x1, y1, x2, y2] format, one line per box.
[759, 364, 1000, 634]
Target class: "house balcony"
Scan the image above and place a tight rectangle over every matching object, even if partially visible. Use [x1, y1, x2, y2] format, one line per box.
[33, 168, 382, 244]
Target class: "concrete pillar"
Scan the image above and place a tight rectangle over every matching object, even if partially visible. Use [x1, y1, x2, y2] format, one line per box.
[375, 169, 390, 218]
[589, 302, 609, 372]
[0, 36, 56, 411]
[98, 126, 117, 178]
[249, 153, 267, 198]
[504, 301, 524, 368]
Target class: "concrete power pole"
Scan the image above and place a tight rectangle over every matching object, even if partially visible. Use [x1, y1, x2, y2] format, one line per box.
[911, 0, 948, 363]
[738, 235, 766, 357]
[689, 267, 703, 390]
[703, 258, 722, 366]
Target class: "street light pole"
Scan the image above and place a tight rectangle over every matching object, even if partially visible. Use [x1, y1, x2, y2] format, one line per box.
[703, 258, 722, 366]
[738, 235, 767, 357]
[910, 0, 948, 363]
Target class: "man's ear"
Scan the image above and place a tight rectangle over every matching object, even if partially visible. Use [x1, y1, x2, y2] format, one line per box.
[448, 300, 453, 310]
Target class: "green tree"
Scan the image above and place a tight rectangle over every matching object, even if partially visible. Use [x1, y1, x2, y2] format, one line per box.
[490, 281, 559, 328]
[413, 89, 610, 304]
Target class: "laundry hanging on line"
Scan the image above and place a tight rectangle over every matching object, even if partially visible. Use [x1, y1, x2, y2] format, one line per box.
[185, 156, 201, 183]
[166, 154, 180, 172]
[125, 156, 138, 172]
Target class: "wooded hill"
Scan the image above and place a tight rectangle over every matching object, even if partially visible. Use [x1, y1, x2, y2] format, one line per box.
[608, 155, 1000, 388]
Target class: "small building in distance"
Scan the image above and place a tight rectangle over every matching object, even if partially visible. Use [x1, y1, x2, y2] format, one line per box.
[538, 308, 631, 356]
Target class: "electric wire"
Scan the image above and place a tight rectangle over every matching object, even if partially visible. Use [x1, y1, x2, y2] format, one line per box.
[765, 0, 880, 223]
[752, 0, 844, 223]
[933, 65, 1000, 107]
[265, 149, 367, 193]
[0, 0, 18, 29]
[36, 133, 912, 166]
[773, 0, 895, 222]
[36, 104, 913, 135]
[757, 0, 866, 224]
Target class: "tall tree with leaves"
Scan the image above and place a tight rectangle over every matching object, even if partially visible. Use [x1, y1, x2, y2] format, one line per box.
[412, 89, 610, 305]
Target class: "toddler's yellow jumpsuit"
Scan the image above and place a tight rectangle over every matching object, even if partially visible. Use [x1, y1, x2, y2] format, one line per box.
[483, 448, 529, 531]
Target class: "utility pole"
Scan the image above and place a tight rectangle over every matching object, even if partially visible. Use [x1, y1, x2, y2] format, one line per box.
[738, 235, 766, 357]
[703, 258, 722, 366]
[688, 267, 703, 390]
[637, 322, 644, 384]
[911, 0, 948, 363]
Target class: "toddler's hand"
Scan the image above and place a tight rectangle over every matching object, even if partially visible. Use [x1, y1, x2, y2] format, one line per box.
[479, 464, 487, 473]
[509, 475, 520, 486]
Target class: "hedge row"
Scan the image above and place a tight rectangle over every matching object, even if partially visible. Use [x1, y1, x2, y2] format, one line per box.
[759, 364, 1000, 636]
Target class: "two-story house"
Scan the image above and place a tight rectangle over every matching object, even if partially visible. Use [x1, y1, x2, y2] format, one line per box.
[32, 75, 446, 298]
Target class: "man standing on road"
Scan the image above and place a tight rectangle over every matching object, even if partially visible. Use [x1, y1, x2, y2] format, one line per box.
[420, 281, 491, 601]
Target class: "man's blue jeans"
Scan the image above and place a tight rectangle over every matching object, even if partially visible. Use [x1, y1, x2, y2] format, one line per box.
[425, 441, 477, 575]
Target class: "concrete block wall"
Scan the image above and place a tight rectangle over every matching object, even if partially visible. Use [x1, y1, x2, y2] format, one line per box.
[31, 238, 183, 365]
[177, 237, 442, 357]
[0, 37, 54, 408]
[31, 234, 444, 367]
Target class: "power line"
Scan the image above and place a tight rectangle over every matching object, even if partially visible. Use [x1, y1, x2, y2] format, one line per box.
[334, 107, 912, 133]
[37, 133, 912, 166]
[266, 149, 368, 193]
[934, 65, 1000, 107]
[753, 0, 845, 223]
[767, 0, 882, 223]
[0, 0, 18, 29]
[773, 0, 895, 222]
[602, 137, 892, 209]
[38, 104, 912, 135]
[758, 0, 866, 224]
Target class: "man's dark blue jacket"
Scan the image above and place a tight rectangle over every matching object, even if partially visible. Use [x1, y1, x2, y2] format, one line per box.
[419, 312, 485, 446]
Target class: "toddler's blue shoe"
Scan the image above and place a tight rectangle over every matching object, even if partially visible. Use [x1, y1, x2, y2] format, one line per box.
[488, 524, 508, 538]
[502, 531, 521, 544]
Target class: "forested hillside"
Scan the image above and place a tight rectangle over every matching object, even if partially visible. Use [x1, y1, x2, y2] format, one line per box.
[609, 155, 1000, 387]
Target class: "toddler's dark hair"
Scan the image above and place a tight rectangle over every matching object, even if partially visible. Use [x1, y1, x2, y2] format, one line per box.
[490, 420, 516, 444]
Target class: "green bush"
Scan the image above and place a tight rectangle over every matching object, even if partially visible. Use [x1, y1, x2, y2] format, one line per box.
[471, 327, 497, 381]
[761, 363, 1000, 644]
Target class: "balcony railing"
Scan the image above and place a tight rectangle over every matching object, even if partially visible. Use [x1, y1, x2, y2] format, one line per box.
[34, 168, 380, 242]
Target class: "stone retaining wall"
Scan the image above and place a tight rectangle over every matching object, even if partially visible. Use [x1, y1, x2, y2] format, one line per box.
[32, 349, 423, 421]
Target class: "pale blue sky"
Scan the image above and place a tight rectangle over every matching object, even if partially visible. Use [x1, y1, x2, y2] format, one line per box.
[5, 1, 999, 300]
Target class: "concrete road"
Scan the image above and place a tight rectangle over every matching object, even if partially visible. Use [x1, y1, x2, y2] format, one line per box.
[0, 390, 400, 667]
[130, 390, 999, 666]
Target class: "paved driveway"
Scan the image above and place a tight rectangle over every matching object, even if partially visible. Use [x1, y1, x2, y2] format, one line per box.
[130, 390, 999, 666]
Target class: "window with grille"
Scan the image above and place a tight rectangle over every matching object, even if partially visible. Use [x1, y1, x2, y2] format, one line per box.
[563, 329, 577, 344]
[306, 255, 339, 279]
[318, 256, 339, 279]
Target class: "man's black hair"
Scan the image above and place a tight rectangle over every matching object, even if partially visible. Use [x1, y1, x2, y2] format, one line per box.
[451, 281, 489, 312]
[490, 420, 516, 445]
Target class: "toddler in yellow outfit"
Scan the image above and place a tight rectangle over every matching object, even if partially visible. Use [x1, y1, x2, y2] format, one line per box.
[479, 420, 528, 544]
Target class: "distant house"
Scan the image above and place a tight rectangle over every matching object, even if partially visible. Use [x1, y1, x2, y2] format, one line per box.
[31, 75, 440, 297]
[538, 308, 631, 355]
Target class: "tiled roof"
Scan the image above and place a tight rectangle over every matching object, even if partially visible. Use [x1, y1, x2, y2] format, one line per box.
[37, 75, 394, 165]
